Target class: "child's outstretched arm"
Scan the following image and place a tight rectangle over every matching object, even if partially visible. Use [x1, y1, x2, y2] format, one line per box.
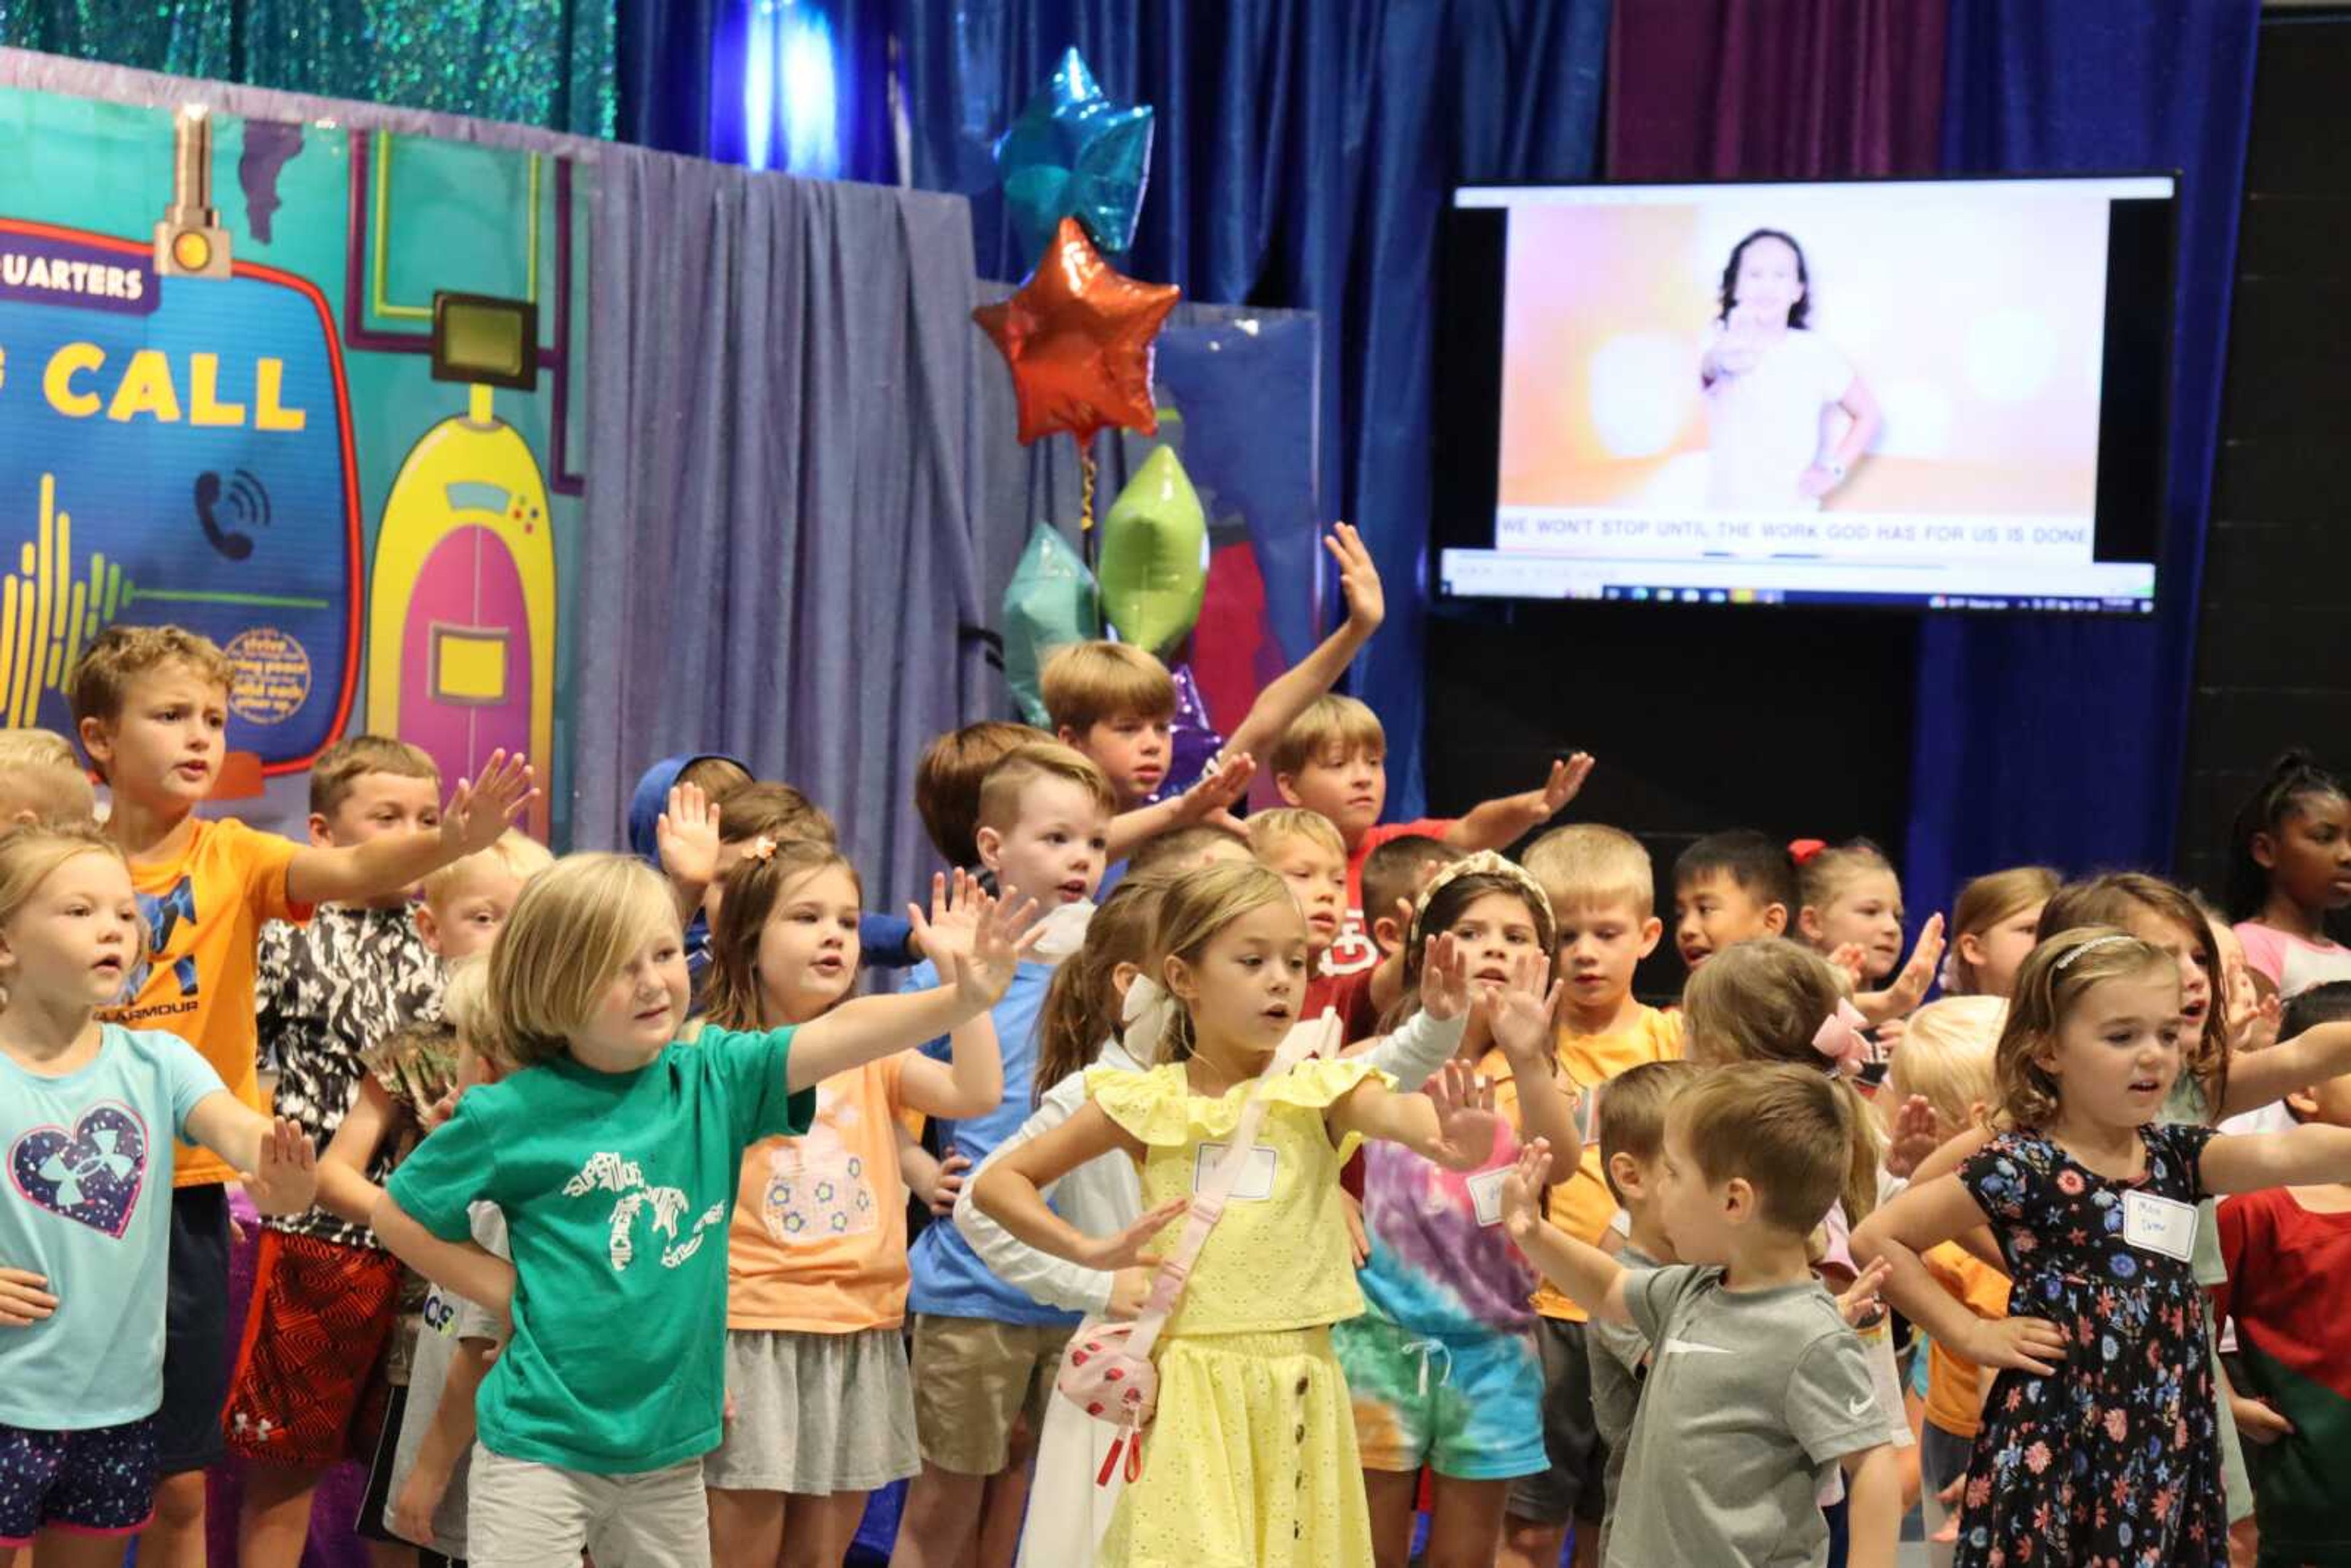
[1220, 523, 1386, 767]
[2200, 1120, 2351, 1193]
[2214, 1020, 2351, 1120]
[970, 1100, 1186, 1267]
[183, 1098, 317, 1217]
[315, 1077, 400, 1227]
[1842, 1442, 1903, 1568]
[372, 1191, 516, 1319]
[1851, 1177, 2064, 1375]
[1328, 1059, 1504, 1172]
[1497, 1140, 1634, 1326]
[288, 751, 538, 906]
[784, 887, 1043, 1090]
[1854, 914, 1944, 1027]
[895, 872, 1007, 1120]
[1104, 753, 1256, 861]
[1444, 754, 1595, 853]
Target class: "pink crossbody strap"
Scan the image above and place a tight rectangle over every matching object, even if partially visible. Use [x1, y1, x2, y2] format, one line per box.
[1117, 1010, 1341, 1360]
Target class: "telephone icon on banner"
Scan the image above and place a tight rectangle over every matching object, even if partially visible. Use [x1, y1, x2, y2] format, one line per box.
[193, 469, 270, 560]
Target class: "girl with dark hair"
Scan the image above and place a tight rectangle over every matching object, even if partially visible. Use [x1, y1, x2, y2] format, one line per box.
[2225, 749, 2351, 994]
[1700, 228, 1881, 512]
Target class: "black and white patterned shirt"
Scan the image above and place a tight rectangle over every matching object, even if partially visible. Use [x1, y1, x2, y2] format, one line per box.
[256, 904, 443, 1248]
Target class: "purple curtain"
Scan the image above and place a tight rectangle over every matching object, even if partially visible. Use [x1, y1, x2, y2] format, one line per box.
[1606, 0, 1948, 180]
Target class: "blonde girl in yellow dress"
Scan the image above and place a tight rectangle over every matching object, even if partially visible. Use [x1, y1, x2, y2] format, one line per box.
[972, 860, 1504, 1567]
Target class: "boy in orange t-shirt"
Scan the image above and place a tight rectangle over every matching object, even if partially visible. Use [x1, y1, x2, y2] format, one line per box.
[65, 624, 534, 1561]
[1497, 824, 1678, 1568]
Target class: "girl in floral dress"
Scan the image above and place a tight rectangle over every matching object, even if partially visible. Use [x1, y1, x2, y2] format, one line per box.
[1853, 927, 2351, 1567]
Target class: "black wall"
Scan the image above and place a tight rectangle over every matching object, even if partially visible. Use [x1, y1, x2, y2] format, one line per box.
[1422, 599, 1916, 1000]
[2177, 10, 2351, 908]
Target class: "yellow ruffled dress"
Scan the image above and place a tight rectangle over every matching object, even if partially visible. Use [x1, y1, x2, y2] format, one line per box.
[1086, 1056, 1390, 1568]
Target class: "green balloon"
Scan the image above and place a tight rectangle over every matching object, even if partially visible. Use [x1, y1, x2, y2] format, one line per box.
[1098, 445, 1207, 655]
[1002, 522, 1100, 726]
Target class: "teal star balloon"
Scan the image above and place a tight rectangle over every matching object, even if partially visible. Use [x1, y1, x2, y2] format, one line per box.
[995, 47, 1155, 263]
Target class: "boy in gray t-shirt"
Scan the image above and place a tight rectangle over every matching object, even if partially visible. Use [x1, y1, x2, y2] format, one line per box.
[1502, 1062, 1900, 1568]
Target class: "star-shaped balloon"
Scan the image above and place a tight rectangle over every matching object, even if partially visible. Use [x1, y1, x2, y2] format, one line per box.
[995, 48, 1154, 260]
[973, 217, 1181, 448]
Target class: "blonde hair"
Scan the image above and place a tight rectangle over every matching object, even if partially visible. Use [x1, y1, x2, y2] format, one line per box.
[1888, 996, 2004, 1131]
[67, 625, 234, 774]
[1947, 866, 2060, 994]
[975, 742, 1116, 836]
[478, 854, 680, 1069]
[1035, 871, 1172, 1098]
[1524, 823, 1655, 920]
[1993, 926, 2176, 1130]
[1673, 1062, 1859, 1236]
[1128, 825, 1250, 877]
[1794, 839, 1897, 919]
[915, 722, 1043, 867]
[1154, 860, 1299, 1062]
[307, 733, 441, 817]
[1597, 1059, 1702, 1204]
[1269, 694, 1385, 781]
[0, 730, 96, 825]
[420, 831, 554, 908]
[702, 838, 861, 1032]
[1681, 937, 1884, 1225]
[1245, 807, 1345, 865]
[439, 957, 492, 1047]
[1041, 642, 1177, 733]
[0, 825, 127, 1004]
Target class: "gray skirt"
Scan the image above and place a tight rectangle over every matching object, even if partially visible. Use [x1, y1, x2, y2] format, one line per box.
[702, 1326, 920, 1496]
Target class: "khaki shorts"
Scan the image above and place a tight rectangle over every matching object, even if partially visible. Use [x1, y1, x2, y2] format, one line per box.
[909, 1315, 1072, 1476]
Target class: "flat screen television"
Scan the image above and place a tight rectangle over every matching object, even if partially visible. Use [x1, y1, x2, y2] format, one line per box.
[1432, 174, 2177, 612]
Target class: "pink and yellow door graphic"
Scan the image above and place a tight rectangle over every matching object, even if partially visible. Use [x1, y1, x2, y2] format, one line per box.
[367, 384, 553, 838]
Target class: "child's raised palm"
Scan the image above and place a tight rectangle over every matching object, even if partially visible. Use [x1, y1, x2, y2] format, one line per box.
[1502, 754, 1595, 836]
[438, 749, 538, 857]
[1485, 949, 1562, 1065]
[1176, 751, 1256, 833]
[1425, 1059, 1501, 1172]
[909, 869, 983, 970]
[917, 885, 1044, 1008]
[1858, 913, 1944, 1026]
[244, 1117, 318, 1218]
[1323, 522, 1385, 636]
[1418, 929, 1471, 1021]
[1500, 1138, 1554, 1245]
[655, 782, 721, 889]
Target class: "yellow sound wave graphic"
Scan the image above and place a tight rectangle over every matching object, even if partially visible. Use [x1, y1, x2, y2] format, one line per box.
[0, 474, 128, 727]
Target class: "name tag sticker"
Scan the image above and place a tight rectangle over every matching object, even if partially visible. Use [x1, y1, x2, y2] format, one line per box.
[1194, 1142, 1277, 1202]
[2121, 1191, 2197, 1261]
[1467, 1168, 1509, 1228]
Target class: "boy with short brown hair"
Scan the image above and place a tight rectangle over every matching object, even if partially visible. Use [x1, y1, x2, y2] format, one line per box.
[1501, 823, 1676, 1568]
[67, 624, 532, 1559]
[914, 721, 1043, 869]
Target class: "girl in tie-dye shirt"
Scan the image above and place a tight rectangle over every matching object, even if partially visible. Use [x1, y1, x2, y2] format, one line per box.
[1335, 853, 1584, 1568]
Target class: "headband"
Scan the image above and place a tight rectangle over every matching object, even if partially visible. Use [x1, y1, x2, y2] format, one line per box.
[2053, 932, 2136, 972]
[1408, 850, 1556, 950]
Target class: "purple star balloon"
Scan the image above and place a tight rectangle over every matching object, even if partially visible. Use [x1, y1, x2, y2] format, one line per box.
[1150, 662, 1225, 804]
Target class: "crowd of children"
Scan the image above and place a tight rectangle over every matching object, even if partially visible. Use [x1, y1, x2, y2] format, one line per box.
[3, 574, 2351, 1568]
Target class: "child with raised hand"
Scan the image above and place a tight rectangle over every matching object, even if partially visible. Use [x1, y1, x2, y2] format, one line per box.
[2215, 980, 2351, 1568]
[1577, 1059, 1703, 1563]
[2225, 749, 2351, 996]
[1341, 853, 1580, 1568]
[0, 729, 96, 827]
[972, 860, 1506, 1567]
[0, 824, 317, 1567]
[700, 845, 1016, 1568]
[1504, 824, 1677, 1568]
[1790, 838, 1946, 1035]
[1272, 696, 1593, 978]
[1498, 1065, 1905, 1568]
[1880, 997, 2009, 1567]
[68, 625, 533, 1558]
[1943, 866, 2058, 999]
[371, 852, 1040, 1568]
[1854, 928, 2351, 1567]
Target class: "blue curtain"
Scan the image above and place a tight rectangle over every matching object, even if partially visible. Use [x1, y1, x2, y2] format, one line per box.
[893, 0, 1610, 813]
[1902, 0, 2259, 924]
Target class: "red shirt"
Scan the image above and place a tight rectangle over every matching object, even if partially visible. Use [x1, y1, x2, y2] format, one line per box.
[1322, 818, 1456, 980]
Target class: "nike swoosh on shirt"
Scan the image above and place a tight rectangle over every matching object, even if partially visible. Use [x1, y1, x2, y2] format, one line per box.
[1659, 1337, 1731, 1356]
[1846, 1393, 1875, 1418]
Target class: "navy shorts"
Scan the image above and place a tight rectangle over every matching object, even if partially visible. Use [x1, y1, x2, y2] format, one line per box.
[159, 1185, 232, 1474]
[0, 1415, 160, 1546]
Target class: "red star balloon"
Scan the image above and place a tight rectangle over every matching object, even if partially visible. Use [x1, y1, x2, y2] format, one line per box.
[974, 216, 1181, 447]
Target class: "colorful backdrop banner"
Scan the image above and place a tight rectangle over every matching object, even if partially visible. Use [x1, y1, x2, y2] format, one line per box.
[0, 85, 588, 838]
